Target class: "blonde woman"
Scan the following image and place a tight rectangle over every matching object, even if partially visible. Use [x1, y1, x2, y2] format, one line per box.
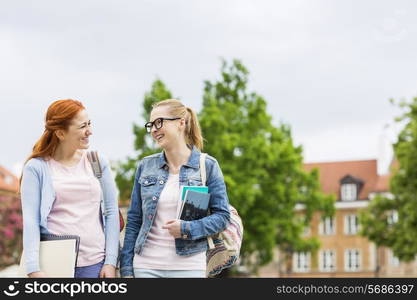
[120, 99, 230, 278]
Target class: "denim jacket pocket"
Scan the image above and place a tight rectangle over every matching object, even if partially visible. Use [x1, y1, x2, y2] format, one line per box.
[139, 176, 158, 186]
[187, 179, 203, 186]
[139, 176, 158, 202]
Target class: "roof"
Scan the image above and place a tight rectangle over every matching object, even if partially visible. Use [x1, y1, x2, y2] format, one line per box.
[0, 166, 19, 193]
[303, 159, 389, 200]
[375, 174, 391, 192]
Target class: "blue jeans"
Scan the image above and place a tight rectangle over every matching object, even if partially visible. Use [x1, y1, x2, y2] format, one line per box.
[134, 268, 206, 278]
[75, 260, 104, 278]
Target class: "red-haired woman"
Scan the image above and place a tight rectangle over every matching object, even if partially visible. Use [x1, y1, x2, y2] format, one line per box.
[20, 99, 120, 278]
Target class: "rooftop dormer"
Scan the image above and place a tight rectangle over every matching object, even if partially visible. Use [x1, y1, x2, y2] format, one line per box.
[340, 175, 364, 201]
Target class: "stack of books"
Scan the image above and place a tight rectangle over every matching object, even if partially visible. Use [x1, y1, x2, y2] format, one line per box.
[178, 186, 210, 221]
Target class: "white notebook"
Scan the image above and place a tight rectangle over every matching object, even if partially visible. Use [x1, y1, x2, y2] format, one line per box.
[19, 235, 80, 278]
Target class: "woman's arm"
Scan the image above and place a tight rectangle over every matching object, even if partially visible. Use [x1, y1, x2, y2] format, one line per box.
[99, 155, 120, 269]
[119, 161, 143, 277]
[20, 161, 42, 275]
[180, 158, 231, 241]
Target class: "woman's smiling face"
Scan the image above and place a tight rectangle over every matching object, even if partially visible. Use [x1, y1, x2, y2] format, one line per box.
[149, 106, 183, 149]
[58, 109, 92, 150]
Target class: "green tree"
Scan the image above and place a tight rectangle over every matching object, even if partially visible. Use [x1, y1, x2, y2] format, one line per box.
[114, 79, 173, 205]
[199, 60, 334, 272]
[360, 97, 417, 261]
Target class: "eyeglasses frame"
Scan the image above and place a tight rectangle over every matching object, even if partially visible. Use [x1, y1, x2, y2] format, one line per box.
[144, 117, 182, 133]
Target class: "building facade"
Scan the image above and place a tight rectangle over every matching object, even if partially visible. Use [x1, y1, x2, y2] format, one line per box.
[259, 159, 417, 277]
[0, 165, 19, 195]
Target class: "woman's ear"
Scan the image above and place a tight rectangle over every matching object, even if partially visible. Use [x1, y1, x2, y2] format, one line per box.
[178, 118, 186, 131]
[55, 130, 65, 141]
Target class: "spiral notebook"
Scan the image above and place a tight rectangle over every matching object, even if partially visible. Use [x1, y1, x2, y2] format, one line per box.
[19, 234, 80, 278]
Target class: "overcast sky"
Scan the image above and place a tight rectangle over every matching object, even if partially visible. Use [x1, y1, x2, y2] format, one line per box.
[1, 0, 416, 176]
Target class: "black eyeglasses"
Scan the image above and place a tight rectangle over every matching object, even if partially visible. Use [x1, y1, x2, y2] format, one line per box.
[144, 117, 181, 133]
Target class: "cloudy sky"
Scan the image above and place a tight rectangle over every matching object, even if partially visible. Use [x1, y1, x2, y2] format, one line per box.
[1, 0, 416, 176]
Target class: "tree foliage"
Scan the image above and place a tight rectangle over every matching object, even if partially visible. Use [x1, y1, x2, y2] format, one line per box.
[360, 97, 417, 261]
[199, 60, 334, 271]
[114, 80, 173, 205]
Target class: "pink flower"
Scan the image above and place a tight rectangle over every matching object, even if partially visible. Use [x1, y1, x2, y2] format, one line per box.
[0, 194, 22, 267]
[8, 212, 22, 224]
[3, 228, 15, 240]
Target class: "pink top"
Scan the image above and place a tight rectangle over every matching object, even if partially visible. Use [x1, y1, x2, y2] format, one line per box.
[134, 173, 206, 270]
[47, 151, 105, 267]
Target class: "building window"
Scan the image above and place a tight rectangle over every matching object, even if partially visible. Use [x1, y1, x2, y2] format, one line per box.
[303, 226, 311, 237]
[320, 250, 336, 272]
[389, 250, 400, 267]
[319, 217, 335, 235]
[341, 183, 357, 201]
[297, 215, 310, 236]
[293, 252, 310, 272]
[345, 249, 361, 271]
[344, 214, 359, 235]
[387, 210, 398, 225]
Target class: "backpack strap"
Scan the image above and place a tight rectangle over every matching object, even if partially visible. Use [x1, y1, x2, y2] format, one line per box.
[87, 151, 124, 232]
[87, 151, 102, 179]
[87, 151, 106, 217]
[200, 153, 215, 250]
[199, 153, 207, 186]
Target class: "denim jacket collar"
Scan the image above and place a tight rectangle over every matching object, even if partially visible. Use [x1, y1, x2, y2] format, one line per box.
[158, 145, 200, 169]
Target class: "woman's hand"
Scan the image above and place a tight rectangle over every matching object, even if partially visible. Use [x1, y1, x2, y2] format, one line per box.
[28, 271, 47, 278]
[99, 264, 116, 278]
[162, 219, 181, 238]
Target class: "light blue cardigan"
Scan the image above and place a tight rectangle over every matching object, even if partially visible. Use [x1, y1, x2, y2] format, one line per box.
[20, 153, 120, 274]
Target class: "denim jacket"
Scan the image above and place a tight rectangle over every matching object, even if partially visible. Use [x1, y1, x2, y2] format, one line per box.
[20, 153, 120, 274]
[120, 146, 231, 277]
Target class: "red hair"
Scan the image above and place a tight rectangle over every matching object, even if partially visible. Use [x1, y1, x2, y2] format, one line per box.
[25, 99, 85, 163]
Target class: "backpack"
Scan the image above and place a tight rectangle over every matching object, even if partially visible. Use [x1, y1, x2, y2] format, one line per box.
[199, 153, 243, 277]
[87, 151, 125, 232]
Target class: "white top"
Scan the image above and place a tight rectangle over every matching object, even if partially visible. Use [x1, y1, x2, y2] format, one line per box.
[47, 152, 105, 267]
[134, 173, 206, 270]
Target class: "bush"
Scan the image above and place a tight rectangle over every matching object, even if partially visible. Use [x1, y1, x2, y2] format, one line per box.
[0, 194, 23, 268]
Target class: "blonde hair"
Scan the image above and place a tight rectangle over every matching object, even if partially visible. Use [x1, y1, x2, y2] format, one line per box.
[152, 99, 204, 150]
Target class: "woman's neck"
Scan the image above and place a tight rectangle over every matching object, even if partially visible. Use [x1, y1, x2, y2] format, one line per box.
[53, 145, 82, 165]
[164, 143, 192, 173]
